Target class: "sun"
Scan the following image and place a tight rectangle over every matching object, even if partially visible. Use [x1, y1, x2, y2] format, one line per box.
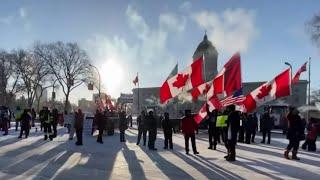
[99, 60, 124, 96]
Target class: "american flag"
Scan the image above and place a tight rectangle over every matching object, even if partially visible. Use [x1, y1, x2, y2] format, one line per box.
[220, 88, 245, 107]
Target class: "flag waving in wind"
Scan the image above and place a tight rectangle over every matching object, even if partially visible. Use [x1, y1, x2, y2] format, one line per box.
[292, 62, 307, 84]
[160, 57, 204, 104]
[241, 68, 291, 113]
[133, 73, 139, 86]
[207, 52, 242, 100]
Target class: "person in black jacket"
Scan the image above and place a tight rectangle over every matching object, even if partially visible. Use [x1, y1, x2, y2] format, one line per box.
[119, 111, 128, 142]
[18, 109, 31, 138]
[206, 105, 219, 150]
[245, 112, 258, 144]
[95, 109, 105, 144]
[137, 111, 147, 146]
[284, 107, 305, 160]
[162, 112, 175, 150]
[260, 106, 273, 144]
[147, 111, 157, 150]
[74, 109, 84, 146]
[52, 108, 59, 138]
[225, 105, 240, 161]
[238, 113, 247, 143]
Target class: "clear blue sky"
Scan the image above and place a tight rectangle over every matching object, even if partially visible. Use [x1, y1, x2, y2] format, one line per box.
[1, 0, 319, 103]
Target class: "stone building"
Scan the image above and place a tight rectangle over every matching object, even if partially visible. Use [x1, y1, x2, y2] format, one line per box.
[132, 34, 308, 117]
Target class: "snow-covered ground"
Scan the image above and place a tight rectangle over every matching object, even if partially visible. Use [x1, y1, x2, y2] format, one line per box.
[0, 124, 319, 180]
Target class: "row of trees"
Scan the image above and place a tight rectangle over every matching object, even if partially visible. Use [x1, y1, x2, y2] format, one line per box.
[0, 42, 94, 112]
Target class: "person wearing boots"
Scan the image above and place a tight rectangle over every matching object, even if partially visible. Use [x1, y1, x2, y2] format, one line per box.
[119, 111, 128, 142]
[137, 111, 147, 146]
[95, 109, 105, 144]
[238, 113, 247, 143]
[51, 108, 59, 138]
[42, 107, 53, 141]
[206, 105, 219, 150]
[147, 111, 157, 150]
[302, 118, 320, 151]
[260, 106, 273, 144]
[245, 113, 258, 144]
[224, 105, 240, 161]
[284, 107, 305, 160]
[18, 109, 31, 138]
[162, 112, 174, 150]
[75, 109, 84, 146]
[1, 106, 10, 136]
[181, 109, 199, 155]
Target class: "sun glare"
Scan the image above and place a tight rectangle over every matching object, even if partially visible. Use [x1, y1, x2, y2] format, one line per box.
[99, 60, 124, 96]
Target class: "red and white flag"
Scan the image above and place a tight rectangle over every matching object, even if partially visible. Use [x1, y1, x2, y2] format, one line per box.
[133, 74, 139, 86]
[190, 81, 212, 101]
[292, 62, 307, 84]
[207, 53, 242, 100]
[241, 68, 291, 113]
[194, 95, 223, 124]
[160, 57, 204, 104]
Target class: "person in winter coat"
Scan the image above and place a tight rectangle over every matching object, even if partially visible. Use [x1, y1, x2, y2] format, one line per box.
[18, 109, 31, 138]
[225, 105, 240, 161]
[40, 107, 53, 141]
[260, 106, 273, 144]
[302, 118, 320, 152]
[206, 105, 219, 150]
[245, 113, 258, 144]
[119, 111, 128, 142]
[284, 107, 305, 160]
[31, 108, 36, 127]
[137, 111, 147, 146]
[74, 109, 84, 146]
[162, 112, 175, 150]
[238, 113, 247, 143]
[0, 106, 10, 136]
[147, 111, 157, 150]
[95, 109, 105, 144]
[52, 108, 59, 138]
[181, 109, 199, 155]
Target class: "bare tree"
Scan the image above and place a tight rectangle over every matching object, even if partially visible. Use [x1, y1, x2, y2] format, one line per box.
[14, 50, 51, 108]
[0, 50, 23, 106]
[34, 42, 91, 112]
[307, 12, 320, 48]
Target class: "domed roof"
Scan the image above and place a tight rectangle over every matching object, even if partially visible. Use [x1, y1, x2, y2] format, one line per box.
[193, 33, 217, 56]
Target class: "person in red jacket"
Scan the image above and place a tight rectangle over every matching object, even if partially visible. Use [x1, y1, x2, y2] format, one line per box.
[181, 109, 199, 155]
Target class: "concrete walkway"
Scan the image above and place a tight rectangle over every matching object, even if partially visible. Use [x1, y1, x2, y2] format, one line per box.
[0, 126, 319, 180]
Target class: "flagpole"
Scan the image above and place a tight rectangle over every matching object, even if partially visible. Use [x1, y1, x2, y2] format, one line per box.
[137, 72, 140, 114]
[307, 57, 311, 122]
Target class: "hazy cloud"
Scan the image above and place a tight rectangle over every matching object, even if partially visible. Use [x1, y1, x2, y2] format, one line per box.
[179, 1, 192, 12]
[19, 7, 27, 18]
[0, 15, 14, 25]
[159, 13, 186, 32]
[192, 8, 258, 53]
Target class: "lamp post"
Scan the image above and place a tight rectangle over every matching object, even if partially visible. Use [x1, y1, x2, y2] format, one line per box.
[284, 62, 293, 106]
[89, 64, 101, 98]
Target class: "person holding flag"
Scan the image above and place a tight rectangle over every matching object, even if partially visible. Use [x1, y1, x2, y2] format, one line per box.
[224, 105, 240, 162]
[181, 109, 199, 155]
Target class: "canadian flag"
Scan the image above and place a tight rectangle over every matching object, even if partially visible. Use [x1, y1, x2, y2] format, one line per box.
[191, 81, 212, 101]
[241, 68, 291, 113]
[160, 57, 204, 104]
[292, 62, 307, 84]
[207, 53, 242, 100]
[194, 95, 222, 124]
[191, 53, 241, 101]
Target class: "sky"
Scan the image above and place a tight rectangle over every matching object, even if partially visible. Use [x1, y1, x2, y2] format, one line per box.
[1, 0, 320, 104]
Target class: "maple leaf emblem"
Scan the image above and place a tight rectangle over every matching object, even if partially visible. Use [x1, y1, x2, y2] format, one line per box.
[173, 73, 189, 88]
[257, 84, 272, 99]
[203, 84, 211, 94]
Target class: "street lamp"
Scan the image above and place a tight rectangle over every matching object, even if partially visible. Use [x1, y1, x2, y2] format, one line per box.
[284, 62, 293, 106]
[89, 64, 101, 98]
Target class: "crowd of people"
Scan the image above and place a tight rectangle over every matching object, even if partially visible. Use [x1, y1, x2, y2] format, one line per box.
[0, 104, 319, 162]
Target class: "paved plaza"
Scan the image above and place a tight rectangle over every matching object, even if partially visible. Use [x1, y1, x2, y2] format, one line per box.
[0, 125, 319, 180]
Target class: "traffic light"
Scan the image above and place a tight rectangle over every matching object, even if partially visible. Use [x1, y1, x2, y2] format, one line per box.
[88, 83, 94, 90]
[52, 92, 56, 100]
